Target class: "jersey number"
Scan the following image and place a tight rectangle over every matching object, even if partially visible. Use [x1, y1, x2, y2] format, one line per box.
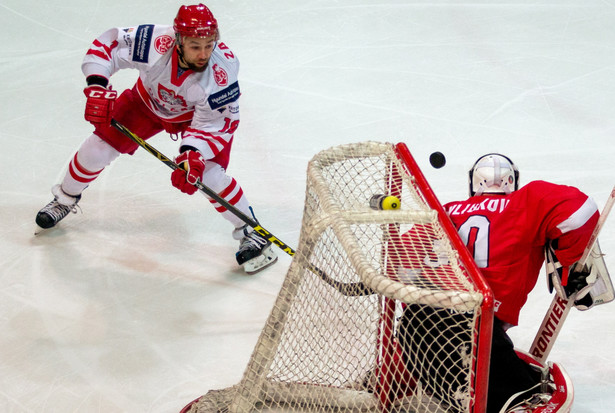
[219, 118, 239, 134]
[218, 42, 235, 60]
[458, 215, 490, 268]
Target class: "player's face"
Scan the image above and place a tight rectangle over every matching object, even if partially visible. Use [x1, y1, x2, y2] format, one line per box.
[179, 36, 216, 72]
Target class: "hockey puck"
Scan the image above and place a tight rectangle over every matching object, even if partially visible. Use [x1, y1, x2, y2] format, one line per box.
[429, 152, 446, 169]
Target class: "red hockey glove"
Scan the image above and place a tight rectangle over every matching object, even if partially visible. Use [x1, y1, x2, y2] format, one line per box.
[171, 150, 206, 195]
[83, 85, 117, 126]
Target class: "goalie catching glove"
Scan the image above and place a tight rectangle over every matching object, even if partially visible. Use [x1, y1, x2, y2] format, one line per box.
[545, 240, 614, 310]
[171, 149, 206, 195]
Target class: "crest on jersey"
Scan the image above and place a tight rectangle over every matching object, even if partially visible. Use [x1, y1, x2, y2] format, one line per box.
[154, 35, 174, 54]
[213, 64, 228, 86]
[158, 84, 187, 107]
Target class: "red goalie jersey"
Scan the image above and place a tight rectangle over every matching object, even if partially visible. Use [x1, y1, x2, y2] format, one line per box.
[443, 180, 599, 326]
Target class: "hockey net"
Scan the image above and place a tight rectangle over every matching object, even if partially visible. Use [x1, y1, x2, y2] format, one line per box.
[182, 142, 494, 413]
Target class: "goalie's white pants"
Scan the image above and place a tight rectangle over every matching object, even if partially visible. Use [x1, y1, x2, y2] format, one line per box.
[58, 133, 251, 233]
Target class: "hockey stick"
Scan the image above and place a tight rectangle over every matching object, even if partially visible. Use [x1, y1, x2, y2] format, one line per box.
[529, 185, 615, 363]
[110, 119, 372, 295]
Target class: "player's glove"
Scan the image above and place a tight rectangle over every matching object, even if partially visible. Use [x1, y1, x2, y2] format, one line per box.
[84, 85, 117, 126]
[171, 150, 206, 195]
[545, 240, 613, 311]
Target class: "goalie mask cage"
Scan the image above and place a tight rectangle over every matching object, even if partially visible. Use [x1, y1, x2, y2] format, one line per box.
[182, 142, 494, 413]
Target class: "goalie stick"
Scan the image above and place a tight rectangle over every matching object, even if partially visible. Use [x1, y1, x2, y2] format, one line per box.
[529, 185, 615, 363]
[110, 119, 372, 296]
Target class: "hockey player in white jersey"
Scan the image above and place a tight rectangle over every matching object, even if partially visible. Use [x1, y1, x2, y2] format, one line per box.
[35, 3, 277, 274]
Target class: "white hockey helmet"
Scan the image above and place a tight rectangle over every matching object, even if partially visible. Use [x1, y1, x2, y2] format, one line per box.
[468, 153, 519, 196]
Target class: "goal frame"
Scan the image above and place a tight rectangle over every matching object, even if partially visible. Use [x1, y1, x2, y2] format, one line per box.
[182, 142, 495, 413]
[395, 143, 494, 413]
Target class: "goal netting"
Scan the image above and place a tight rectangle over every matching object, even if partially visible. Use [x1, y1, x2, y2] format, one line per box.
[181, 142, 494, 413]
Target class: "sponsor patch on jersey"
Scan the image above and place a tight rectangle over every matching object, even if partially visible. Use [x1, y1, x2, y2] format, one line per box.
[133, 24, 154, 63]
[154, 35, 174, 55]
[208, 82, 240, 110]
[228, 103, 239, 114]
[212, 64, 228, 86]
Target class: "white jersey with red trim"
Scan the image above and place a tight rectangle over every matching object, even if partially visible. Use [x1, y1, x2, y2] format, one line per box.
[81, 24, 240, 161]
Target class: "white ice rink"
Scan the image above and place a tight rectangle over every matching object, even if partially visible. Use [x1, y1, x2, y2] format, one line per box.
[2, 0, 614, 411]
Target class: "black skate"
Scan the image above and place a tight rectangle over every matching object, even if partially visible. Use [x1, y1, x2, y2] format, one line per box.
[236, 229, 278, 274]
[35, 184, 81, 231]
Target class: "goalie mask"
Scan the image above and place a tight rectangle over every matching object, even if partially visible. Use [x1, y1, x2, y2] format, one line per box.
[469, 153, 519, 196]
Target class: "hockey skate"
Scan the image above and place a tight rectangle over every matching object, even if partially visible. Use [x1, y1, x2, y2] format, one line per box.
[235, 226, 278, 274]
[35, 184, 81, 232]
[501, 350, 573, 413]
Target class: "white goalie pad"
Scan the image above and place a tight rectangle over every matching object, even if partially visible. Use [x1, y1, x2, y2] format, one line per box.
[574, 240, 614, 311]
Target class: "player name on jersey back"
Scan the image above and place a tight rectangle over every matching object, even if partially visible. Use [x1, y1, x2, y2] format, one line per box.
[447, 197, 510, 216]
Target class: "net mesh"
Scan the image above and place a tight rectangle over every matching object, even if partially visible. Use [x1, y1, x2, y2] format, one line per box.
[182, 142, 488, 413]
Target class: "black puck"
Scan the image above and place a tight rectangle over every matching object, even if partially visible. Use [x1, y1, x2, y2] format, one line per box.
[429, 152, 446, 169]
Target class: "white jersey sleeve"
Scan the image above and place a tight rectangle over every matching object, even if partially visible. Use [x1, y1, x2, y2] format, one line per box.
[82, 24, 176, 81]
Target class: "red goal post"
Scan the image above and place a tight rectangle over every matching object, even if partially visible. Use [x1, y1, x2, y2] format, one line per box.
[182, 142, 494, 413]
[395, 142, 494, 412]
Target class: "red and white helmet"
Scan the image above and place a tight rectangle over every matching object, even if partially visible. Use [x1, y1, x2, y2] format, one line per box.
[468, 153, 519, 196]
[174, 4, 219, 41]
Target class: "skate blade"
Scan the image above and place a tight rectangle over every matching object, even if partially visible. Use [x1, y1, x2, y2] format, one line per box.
[243, 247, 278, 275]
[34, 224, 48, 235]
